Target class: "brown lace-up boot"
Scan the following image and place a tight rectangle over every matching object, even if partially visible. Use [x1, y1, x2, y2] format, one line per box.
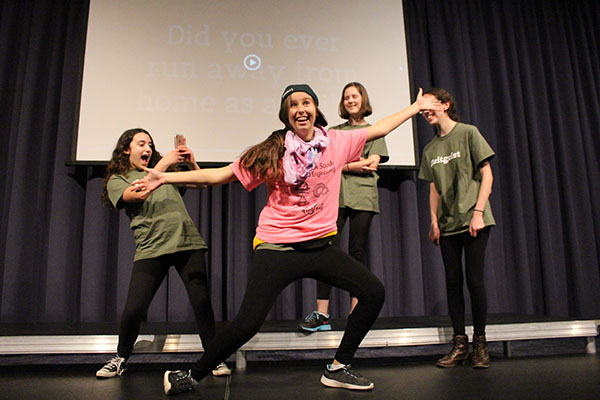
[436, 334, 469, 367]
[471, 335, 490, 368]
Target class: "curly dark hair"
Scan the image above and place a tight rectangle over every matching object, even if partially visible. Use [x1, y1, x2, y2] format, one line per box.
[101, 128, 162, 208]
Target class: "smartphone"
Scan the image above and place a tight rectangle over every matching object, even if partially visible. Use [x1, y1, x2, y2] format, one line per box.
[174, 134, 186, 147]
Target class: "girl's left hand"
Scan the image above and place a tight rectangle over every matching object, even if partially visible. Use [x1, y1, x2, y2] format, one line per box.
[138, 168, 165, 193]
[469, 213, 485, 237]
[162, 149, 185, 165]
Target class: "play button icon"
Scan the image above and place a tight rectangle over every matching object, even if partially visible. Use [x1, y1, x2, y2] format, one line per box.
[243, 54, 262, 71]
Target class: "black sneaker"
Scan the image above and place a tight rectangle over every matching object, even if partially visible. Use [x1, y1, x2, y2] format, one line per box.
[163, 370, 197, 395]
[297, 311, 332, 332]
[320, 364, 374, 390]
[96, 355, 127, 378]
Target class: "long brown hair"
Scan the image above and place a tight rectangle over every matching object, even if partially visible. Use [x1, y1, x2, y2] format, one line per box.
[240, 95, 328, 181]
[101, 128, 162, 208]
[239, 129, 287, 181]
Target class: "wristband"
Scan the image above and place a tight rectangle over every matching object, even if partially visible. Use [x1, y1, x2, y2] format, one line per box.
[473, 209, 484, 214]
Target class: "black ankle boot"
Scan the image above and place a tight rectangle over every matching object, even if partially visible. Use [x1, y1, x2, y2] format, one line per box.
[471, 335, 490, 368]
[436, 334, 469, 367]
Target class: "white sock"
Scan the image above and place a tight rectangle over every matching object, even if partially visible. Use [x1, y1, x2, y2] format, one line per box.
[327, 363, 346, 371]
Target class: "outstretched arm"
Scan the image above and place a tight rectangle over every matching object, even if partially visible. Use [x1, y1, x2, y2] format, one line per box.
[140, 165, 237, 193]
[366, 89, 442, 142]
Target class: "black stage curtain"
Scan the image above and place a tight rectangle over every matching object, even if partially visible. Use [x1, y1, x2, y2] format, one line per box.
[1, 0, 599, 326]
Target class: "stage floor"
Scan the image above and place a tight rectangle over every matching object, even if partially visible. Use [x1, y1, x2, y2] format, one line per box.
[1, 353, 599, 400]
[1, 315, 599, 399]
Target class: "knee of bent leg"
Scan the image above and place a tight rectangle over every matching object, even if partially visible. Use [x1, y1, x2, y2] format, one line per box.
[364, 278, 385, 309]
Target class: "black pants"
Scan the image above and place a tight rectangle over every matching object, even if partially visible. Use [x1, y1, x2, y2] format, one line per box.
[117, 249, 215, 358]
[439, 227, 490, 337]
[317, 207, 374, 300]
[190, 244, 385, 381]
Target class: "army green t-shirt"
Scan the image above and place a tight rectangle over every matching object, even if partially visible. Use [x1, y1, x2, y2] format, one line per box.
[418, 123, 495, 236]
[331, 122, 389, 213]
[107, 169, 207, 261]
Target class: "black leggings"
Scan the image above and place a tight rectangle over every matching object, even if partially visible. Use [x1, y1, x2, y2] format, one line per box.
[317, 208, 374, 300]
[190, 244, 385, 381]
[439, 227, 490, 337]
[117, 249, 215, 358]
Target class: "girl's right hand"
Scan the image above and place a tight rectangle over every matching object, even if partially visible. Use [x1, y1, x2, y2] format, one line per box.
[122, 180, 151, 202]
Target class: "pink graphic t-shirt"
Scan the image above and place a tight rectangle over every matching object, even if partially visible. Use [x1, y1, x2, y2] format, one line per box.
[230, 128, 368, 244]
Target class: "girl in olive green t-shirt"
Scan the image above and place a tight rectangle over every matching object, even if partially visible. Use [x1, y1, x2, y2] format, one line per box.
[96, 129, 229, 379]
[298, 82, 388, 332]
[418, 88, 495, 369]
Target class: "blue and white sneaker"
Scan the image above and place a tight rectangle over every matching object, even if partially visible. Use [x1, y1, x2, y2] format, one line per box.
[297, 311, 332, 332]
[320, 364, 374, 390]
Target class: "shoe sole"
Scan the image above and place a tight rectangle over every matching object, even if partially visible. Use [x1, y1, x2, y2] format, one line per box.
[211, 369, 232, 376]
[163, 370, 173, 395]
[320, 375, 374, 390]
[436, 360, 468, 368]
[96, 369, 125, 378]
[96, 373, 116, 379]
[298, 324, 332, 332]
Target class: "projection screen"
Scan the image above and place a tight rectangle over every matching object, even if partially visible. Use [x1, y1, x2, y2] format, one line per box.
[76, 0, 415, 166]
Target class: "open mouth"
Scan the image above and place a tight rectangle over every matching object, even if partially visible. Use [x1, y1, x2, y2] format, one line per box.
[141, 154, 150, 164]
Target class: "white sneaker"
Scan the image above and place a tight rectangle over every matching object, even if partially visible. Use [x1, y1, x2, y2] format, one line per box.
[211, 362, 231, 376]
[96, 355, 127, 378]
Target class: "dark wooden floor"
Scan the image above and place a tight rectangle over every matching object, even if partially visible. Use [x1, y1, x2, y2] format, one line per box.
[1, 352, 599, 400]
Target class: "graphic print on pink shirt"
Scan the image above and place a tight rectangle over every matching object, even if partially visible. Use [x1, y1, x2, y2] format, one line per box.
[230, 128, 368, 244]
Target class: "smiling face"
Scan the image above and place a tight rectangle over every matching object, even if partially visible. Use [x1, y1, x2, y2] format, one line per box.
[287, 91, 317, 141]
[124, 132, 153, 170]
[343, 85, 363, 118]
[421, 93, 450, 125]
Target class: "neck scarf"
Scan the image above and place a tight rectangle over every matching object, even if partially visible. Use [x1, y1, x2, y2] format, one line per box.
[282, 125, 330, 185]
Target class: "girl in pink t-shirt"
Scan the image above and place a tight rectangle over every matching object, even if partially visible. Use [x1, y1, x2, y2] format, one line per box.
[140, 84, 441, 395]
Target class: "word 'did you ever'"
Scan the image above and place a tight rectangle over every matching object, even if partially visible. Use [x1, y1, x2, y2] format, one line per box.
[168, 24, 341, 53]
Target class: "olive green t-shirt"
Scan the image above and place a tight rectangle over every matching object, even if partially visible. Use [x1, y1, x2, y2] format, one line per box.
[418, 123, 496, 236]
[107, 169, 207, 261]
[331, 122, 389, 213]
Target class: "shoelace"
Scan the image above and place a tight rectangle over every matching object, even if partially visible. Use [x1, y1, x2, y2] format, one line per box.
[306, 311, 319, 321]
[342, 365, 362, 378]
[175, 371, 195, 387]
[102, 357, 122, 371]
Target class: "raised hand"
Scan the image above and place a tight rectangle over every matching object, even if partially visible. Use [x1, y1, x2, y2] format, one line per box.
[415, 88, 443, 112]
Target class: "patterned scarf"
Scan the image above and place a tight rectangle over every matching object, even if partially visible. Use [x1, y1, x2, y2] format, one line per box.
[282, 125, 330, 185]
